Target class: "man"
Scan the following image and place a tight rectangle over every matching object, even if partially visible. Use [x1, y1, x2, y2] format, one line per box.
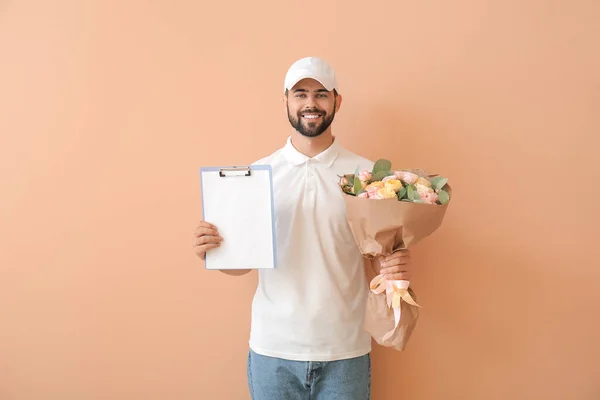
[193, 57, 413, 399]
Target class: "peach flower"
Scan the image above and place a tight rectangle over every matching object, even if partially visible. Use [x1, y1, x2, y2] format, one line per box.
[415, 177, 432, 187]
[377, 186, 397, 199]
[394, 171, 418, 185]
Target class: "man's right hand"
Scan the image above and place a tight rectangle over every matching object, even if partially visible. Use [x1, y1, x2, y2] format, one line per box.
[193, 221, 223, 260]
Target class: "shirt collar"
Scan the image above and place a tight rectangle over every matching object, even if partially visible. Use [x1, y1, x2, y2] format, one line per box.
[282, 136, 340, 167]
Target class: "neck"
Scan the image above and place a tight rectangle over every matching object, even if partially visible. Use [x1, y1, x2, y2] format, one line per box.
[290, 130, 334, 158]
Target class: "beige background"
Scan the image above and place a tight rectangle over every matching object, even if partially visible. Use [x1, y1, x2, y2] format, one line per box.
[1, 1, 599, 399]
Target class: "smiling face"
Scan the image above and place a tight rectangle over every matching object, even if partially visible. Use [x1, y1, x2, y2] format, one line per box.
[285, 78, 341, 138]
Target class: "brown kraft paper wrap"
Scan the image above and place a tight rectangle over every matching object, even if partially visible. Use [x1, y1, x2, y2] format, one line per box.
[343, 178, 452, 350]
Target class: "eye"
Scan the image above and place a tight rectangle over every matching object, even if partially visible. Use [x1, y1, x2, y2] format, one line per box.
[295, 93, 306, 98]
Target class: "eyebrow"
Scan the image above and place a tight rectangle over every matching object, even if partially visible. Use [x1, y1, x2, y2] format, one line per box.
[292, 88, 329, 93]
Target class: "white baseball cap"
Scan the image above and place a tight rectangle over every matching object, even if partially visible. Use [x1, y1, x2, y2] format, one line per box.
[284, 56, 338, 93]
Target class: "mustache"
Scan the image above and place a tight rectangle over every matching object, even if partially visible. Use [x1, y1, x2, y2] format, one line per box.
[299, 108, 325, 116]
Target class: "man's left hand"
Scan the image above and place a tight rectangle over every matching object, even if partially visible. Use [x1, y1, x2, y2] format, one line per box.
[378, 250, 412, 281]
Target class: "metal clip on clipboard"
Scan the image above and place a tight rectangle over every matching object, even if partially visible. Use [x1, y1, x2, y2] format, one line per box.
[218, 166, 251, 177]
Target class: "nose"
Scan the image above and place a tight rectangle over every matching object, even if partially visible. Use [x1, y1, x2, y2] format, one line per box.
[304, 97, 318, 109]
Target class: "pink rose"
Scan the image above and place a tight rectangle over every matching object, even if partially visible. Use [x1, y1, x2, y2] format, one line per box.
[357, 191, 369, 198]
[366, 181, 384, 190]
[340, 177, 348, 186]
[358, 170, 372, 182]
[369, 192, 384, 199]
[366, 186, 379, 197]
[394, 171, 418, 185]
[421, 191, 439, 204]
[416, 183, 432, 198]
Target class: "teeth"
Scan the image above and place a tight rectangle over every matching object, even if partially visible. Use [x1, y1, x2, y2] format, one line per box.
[303, 114, 320, 119]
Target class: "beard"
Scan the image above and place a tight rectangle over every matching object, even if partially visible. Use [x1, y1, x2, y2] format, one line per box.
[287, 104, 336, 138]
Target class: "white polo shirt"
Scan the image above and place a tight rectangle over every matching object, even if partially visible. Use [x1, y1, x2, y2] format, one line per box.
[248, 136, 375, 362]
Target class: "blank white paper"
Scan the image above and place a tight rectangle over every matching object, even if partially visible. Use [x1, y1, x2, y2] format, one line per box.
[199, 165, 276, 270]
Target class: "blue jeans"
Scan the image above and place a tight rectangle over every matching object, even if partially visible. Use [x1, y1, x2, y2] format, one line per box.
[247, 349, 371, 399]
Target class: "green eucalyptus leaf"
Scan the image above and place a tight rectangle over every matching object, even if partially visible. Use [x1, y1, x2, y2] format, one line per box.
[397, 186, 407, 200]
[429, 176, 443, 188]
[437, 189, 450, 204]
[372, 159, 392, 174]
[372, 170, 391, 182]
[432, 177, 448, 191]
[353, 176, 363, 195]
[406, 185, 415, 201]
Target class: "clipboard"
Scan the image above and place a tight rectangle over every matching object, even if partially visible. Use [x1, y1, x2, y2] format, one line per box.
[199, 165, 277, 270]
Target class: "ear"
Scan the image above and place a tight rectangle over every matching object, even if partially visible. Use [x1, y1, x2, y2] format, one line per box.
[334, 94, 342, 112]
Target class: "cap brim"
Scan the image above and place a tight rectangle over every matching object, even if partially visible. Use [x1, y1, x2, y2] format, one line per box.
[285, 74, 335, 92]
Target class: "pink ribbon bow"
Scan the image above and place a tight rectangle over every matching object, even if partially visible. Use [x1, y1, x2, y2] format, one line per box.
[369, 275, 421, 341]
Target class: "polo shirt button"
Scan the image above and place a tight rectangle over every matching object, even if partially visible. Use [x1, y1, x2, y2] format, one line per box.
[307, 187, 313, 191]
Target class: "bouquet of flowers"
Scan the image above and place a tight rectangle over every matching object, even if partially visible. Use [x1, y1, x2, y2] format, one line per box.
[339, 159, 452, 350]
